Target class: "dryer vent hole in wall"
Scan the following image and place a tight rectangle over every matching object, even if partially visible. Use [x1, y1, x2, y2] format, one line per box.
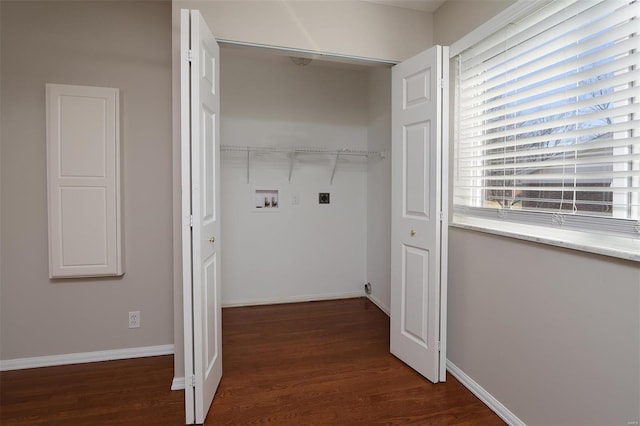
[364, 282, 372, 294]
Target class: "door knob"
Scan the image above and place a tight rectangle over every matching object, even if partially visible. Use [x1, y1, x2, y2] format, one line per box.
[208, 236, 216, 244]
[410, 229, 416, 236]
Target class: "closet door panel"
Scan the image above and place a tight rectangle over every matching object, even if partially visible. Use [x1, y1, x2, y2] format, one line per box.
[390, 45, 448, 383]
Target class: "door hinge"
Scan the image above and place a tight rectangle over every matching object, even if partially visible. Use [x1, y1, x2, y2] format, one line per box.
[437, 341, 441, 351]
[439, 212, 444, 222]
[438, 70, 448, 87]
[189, 215, 193, 228]
[191, 375, 196, 387]
[187, 49, 193, 63]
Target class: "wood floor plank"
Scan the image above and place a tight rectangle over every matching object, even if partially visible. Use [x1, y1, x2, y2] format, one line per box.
[0, 355, 184, 425]
[1, 298, 503, 425]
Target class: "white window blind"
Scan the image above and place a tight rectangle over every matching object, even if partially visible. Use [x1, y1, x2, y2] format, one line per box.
[452, 0, 640, 241]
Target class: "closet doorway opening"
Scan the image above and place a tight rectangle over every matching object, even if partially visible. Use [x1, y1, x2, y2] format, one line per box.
[217, 43, 393, 312]
[180, 12, 448, 423]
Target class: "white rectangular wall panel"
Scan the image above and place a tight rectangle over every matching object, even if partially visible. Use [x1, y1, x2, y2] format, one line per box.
[46, 84, 123, 278]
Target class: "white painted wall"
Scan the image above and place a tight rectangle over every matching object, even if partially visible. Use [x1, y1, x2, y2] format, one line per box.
[1, 1, 173, 360]
[219, 49, 369, 305]
[436, 2, 640, 425]
[174, 0, 432, 63]
[366, 68, 392, 313]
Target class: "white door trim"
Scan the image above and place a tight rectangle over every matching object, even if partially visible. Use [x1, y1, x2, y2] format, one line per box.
[179, 9, 196, 425]
[216, 39, 398, 67]
[439, 46, 449, 382]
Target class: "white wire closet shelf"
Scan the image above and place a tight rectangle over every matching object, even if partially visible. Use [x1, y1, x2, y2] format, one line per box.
[220, 145, 386, 184]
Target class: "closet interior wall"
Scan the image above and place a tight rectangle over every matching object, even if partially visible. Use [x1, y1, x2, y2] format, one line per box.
[219, 47, 391, 307]
[365, 67, 392, 313]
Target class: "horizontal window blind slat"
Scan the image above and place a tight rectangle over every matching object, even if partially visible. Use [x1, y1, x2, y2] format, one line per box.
[482, 197, 632, 207]
[456, 136, 639, 162]
[460, 38, 638, 110]
[458, 120, 638, 153]
[460, 85, 639, 135]
[456, 194, 637, 201]
[460, 1, 583, 64]
[458, 53, 640, 122]
[455, 185, 640, 192]
[459, 15, 638, 95]
[457, 153, 640, 171]
[460, 3, 638, 87]
[453, 196, 638, 208]
[459, 103, 637, 146]
[459, 61, 639, 120]
[478, 170, 640, 181]
[460, 47, 637, 115]
[460, 0, 593, 70]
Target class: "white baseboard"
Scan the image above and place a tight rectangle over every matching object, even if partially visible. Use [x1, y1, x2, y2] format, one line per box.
[447, 360, 526, 426]
[171, 376, 185, 391]
[366, 293, 390, 316]
[222, 291, 364, 308]
[0, 344, 174, 371]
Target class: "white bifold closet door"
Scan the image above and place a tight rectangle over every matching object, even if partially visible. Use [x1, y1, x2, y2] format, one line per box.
[390, 45, 449, 384]
[179, 10, 450, 421]
[180, 9, 222, 425]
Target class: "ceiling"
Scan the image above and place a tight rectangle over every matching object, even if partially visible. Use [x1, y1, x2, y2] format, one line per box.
[360, 0, 448, 13]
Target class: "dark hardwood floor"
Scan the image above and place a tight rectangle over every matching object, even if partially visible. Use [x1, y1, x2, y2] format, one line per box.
[1, 298, 503, 425]
[0, 354, 183, 425]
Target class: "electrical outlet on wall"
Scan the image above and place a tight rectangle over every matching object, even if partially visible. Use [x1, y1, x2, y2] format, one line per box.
[128, 311, 140, 328]
[319, 192, 330, 204]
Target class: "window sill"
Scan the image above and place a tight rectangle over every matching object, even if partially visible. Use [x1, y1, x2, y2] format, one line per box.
[450, 216, 640, 262]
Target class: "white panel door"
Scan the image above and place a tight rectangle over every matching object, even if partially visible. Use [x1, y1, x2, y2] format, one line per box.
[390, 45, 448, 383]
[181, 9, 222, 425]
[46, 84, 123, 278]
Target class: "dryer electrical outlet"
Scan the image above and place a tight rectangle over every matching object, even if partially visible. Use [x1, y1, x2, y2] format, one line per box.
[319, 193, 330, 204]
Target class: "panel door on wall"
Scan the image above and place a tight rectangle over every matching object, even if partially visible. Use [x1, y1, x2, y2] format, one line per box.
[46, 84, 124, 279]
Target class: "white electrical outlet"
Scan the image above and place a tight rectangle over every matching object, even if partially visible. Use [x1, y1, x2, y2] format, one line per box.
[128, 311, 140, 328]
[291, 192, 299, 205]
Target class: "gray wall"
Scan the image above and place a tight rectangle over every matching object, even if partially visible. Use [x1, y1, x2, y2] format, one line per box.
[433, 0, 516, 46]
[0, 1, 174, 360]
[174, 0, 433, 63]
[435, 2, 640, 425]
[448, 229, 639, 425]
